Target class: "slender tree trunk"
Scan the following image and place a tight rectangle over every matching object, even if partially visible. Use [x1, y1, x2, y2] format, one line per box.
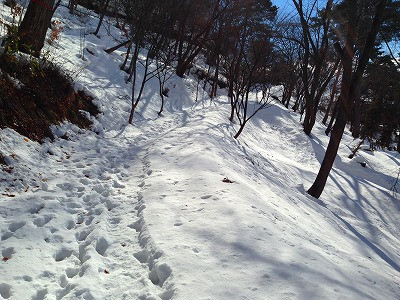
[120, 41, 132, 71]
[323, 65, 341, 125]
[229, 94, 236, 122]
[18, 0, 56, 57]
[68, 0, 77, 14]
[325, 99, 338, 135]
[351, 88, 362, 138]
[104, 40, 130, 54]
[284, 84, 294, 108]
[210, 55, 220, 98]
[127, 43, 139, 82]
[348, 137, 366, 159]
[234, 121, 246, 139]
[158, 77, 165, 116]
[94, 0, 111, 36]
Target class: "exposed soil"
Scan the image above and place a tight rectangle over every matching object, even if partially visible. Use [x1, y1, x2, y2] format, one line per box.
[0, 54, 99, 142]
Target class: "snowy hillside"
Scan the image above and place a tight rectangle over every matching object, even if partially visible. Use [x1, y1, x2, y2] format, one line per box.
[1, 3, 399, 300]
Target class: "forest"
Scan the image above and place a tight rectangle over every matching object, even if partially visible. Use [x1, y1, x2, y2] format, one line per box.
[0, 0, 399, 299]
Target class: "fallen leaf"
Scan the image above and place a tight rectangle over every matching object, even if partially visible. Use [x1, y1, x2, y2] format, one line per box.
[1, 193, 15, 197]
[222, 177, 233, 183]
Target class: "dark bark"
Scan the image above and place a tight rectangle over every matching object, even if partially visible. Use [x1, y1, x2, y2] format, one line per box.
[234, 121, 246, 139]
[104, 40, 130, 54]
[325, 99, 338, 135]
[68, 0, 77, 14]
[348, 137, 366, 159]
[323, 65, 341, 125]
[351, 88, 362, 138]
[120, 40, 133, 71]
[94, 0, 111, 36]
[18, 0, 56, 57]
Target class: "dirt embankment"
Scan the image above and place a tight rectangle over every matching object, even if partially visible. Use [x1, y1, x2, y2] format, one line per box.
[0, 54, 99, 142]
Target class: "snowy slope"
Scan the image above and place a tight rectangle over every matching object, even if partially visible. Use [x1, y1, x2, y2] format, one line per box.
[1, 2, 400, 299]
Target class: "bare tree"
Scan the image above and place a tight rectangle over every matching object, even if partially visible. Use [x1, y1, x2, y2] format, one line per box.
[292, 0, 337, 136]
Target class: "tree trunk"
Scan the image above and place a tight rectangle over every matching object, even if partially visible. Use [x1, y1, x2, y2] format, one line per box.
[351, 89, 362, 138]
[94, 0, 111, 36]
[105, 40, 130, 54]
[348, 137, 366, 159]
[323, 65, 341, 125]
[325, 99, 338, 135]
[308, 110, 348, 198]
[68, 0, 77, 14]
[18, 0, 56, 57]
[120, 41, 132, 71]
[234, 121, 246, 139]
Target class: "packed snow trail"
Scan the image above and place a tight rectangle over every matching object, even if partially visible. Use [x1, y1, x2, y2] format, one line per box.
[0, 119, 177, 299]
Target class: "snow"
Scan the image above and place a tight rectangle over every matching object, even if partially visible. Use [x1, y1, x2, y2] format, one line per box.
[1, 2, 400, 299]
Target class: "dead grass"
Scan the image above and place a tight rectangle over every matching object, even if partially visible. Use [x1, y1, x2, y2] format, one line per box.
[0, 54, 99, 142]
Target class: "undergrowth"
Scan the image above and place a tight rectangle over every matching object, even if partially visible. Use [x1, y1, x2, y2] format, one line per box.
[0, 50, 99, 141]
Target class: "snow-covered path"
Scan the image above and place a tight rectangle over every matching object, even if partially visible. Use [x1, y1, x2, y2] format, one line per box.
[1, 116, 178, 299]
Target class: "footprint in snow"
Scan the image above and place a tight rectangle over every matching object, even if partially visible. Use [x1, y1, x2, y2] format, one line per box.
[54, 248, 73, 262]
[95, 237, 109, 257]
[32, 288, 48, 300]
[0, 283, 12, 299]
[33, 215, 53, 227]
[9, 221, 26, 232]
[2, 247, 15, 261]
